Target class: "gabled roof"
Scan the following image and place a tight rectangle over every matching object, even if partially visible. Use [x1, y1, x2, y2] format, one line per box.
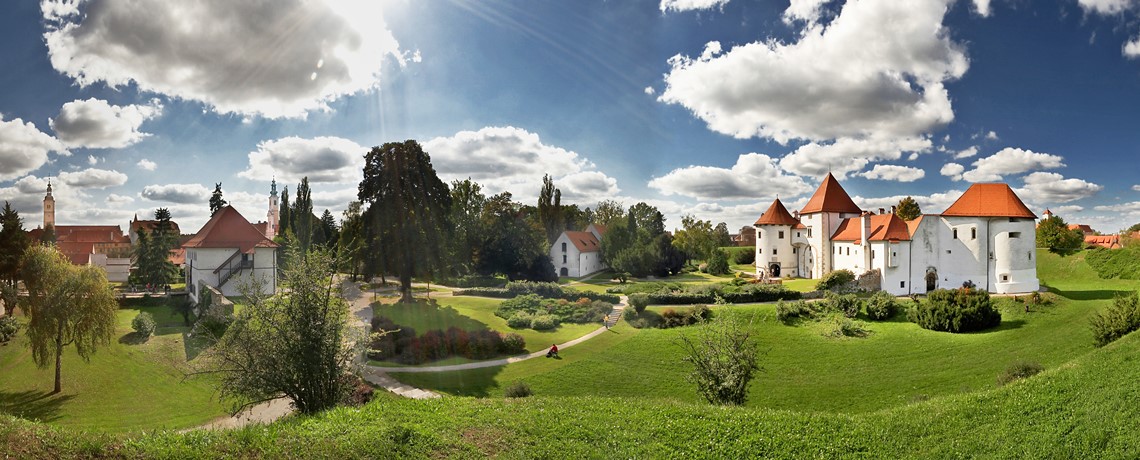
[800, 173, 862, 214]
[942, 183, 1036, 219]
[563, 231, 601, 253]
[587, 223, 607, 236]
[1085, 235, 1120, 249]
[182, 206, 278, 253]
[1068, 224, 1095, 235]
[831, 213, 912, 244]
[906, 215, 929, 238]
[754, 198, 801, 226]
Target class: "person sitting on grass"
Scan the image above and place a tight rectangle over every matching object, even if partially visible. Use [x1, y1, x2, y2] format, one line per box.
[546, 344, 558, 358]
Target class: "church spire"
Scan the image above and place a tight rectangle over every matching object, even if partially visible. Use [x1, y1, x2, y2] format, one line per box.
[270, 177, 278, 197]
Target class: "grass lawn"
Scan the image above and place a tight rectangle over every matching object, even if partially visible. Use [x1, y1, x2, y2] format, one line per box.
[779, 277, 817, 292]
[396, 250, 1122, 414]
[370, 296, 600, 355]
[0, 303, 226, 433]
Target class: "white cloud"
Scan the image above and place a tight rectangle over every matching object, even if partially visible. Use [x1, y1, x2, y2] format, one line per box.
[860, 164, 925, 182]
[1094, 202, 1140, 213]
[986, 131, 998, 140]
[239, 136, 365, 184]
[1053, 205, 1084, 214]
[1133, 184, 1140, 191]
[58, 168, 128, 189]
[49, 98, 162, 149]
[940, 163, 965, 181]
[779, 137, 931, 178]
[1125, 37, 1140, 58]
[87, 155, 97, 165]
[954, 146, 978, 159]
[659, 0, 967, 143]
[424, 126, 620, 204]
[644, 86, 655, 95]
[649, 153, 813, 201]
[42, 0, 404, 119]
[972, 0, 992, 16]
[0, 175, 95, 226]
[1077, 0, 1136, 15]
[106, 194, 134, 205]
[960, 147, 1065, 182]
[137, 159, 157, 171]
[1015, 172, 1102, 204]
[659, 0, 730, 13]
[0, 116, 67, 181]
[140, 183, 211, 204]
[784, 0, 833, 24]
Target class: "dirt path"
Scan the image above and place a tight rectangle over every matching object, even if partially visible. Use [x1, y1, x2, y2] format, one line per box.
[192, 398, 294, 431]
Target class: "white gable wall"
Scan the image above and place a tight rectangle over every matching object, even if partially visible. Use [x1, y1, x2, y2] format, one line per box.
[187, 247, 277, 302]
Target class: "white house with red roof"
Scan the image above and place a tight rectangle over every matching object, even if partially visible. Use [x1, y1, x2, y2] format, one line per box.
[183, 205, 279, 302]
[550, 223, 607, 277]
[754, 174, 1039, 295]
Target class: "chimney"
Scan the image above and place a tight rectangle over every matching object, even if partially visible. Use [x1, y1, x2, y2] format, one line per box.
[878, 208, 885, 215]
[793, 211, 800, 219]
[890, 205, 896, 214]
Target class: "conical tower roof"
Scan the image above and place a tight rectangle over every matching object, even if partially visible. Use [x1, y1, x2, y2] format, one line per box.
[755, 198, 800, 226]
[942, 183, 1036, 218]
[800, 173, 861, 214]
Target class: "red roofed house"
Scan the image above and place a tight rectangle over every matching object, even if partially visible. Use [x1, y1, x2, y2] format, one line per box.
[183, 205, 279, 303]
[752, 174, 1039, 295]
[28, 182, 133, 282]
[549, 223, 607, 277]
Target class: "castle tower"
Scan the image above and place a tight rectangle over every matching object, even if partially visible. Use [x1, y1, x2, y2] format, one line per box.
[754, 197, 800, 278]
[266, 178, 279, 239]
[43, 180, 55, 228]
[798, 173, 863, 278]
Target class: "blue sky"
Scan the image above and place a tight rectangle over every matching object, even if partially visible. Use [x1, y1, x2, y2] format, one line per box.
[3, 0, 1140, 234]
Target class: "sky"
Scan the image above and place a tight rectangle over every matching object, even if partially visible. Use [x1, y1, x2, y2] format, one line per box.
[3, 0, 1140, 235]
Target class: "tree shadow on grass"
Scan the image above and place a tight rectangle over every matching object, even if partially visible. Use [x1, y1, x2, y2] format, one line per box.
[0, 390, 75, 423]
[389, 365, 507, 398]
[118, 332, 151, 345]
[1043, 284, 1129, 301]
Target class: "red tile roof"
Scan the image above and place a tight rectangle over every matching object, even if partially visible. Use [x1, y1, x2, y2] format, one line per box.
[941, 183, 1036, 218]
[1085, 235, 1121, 249]
[800, 173, 862, 214]
[754, 198, 801, 226]
[831, 213, 912, 244]
[1068, 224, 1095, 235]
[588, 223, 607, 237]
[906, 215, 928, 238]
[182, 206, 278, 253]
[563, 231, 601, 253]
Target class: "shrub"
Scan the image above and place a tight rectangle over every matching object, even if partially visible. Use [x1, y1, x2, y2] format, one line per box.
[457, 283, 619, 303]
[504, 381, 533, 398]
[1089, 291, 1140, 347]
[824, 292, 862, 319]
[706, 249, 730, 275]
[826, 318, 870, 338]
[530, 315, 560, 331]
[646, 283, 800, 305]
[776, 300, 813, 324]
[0, 316, 19, 343]
[908, 288, 1001, 333]
[193, 300, 234, 340]
[865, 291, 898, 320]
[660, 305, 711, 329]
[495, 294, 545, 320]
[679, 313, 761, 406]
[628, 293, 650, 313]
[466, 330, 503, 359]
[732, 249, 755, 265]
[997, 361, 1044, 386]
[816, 269, 856, 292]
[500, 333, 527, 355]
[131, 312, 156, 338]
[341, 373, 375, 407]
[507, 312, 534, 329]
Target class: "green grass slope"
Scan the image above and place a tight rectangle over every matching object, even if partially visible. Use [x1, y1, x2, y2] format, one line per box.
[3, 328, 1139, 458]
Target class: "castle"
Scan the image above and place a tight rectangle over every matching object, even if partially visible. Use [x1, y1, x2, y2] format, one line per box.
[754, 174, 1040, 295]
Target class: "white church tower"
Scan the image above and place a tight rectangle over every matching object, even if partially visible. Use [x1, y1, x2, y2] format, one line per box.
[43, 180, 55, 229]
[266, 178, 279, 239]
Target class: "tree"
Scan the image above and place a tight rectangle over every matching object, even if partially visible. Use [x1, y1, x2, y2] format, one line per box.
[293, 178, 315, 251]
[132, 209, 178, 288]
[0, 201, 30, 287]
[206, 247, 356, 415]
[20, 245, 117, 393]
[713, 222, 733, 248]
[1037, 214, 1084, 256]
[537, 174, 564, 245]
[319, 209, 338, 248]
[672, 215, 717, 263]
[706, 248, 730, 275]
[337, 202, 366, 281]
[477, 193, 554, 281]
[279, 186, 291, 236]
[210, 183, 228, 215]
[594, 199, 625, 227]
[359, 140, 452, 302]
[40, 224, 56, 244]
[449, 179, 487, 275]
[678, 312, 762, 406]
[895, 196, 922, 221]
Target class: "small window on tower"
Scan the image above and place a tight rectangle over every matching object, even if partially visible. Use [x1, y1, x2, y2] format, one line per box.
[953, 228, 958, 239]
[971, 227, 977, 240]
[773, 248, 778, 255]
[778, 231, 785, 239]
[807, 228, 812, 237]
[758, 248, 763, 254]
[1010, 232, 1021, 238]
[900, 281, 905, 288]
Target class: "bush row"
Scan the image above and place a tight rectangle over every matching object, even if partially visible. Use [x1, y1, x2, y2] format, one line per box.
[1089, 291, 1140, 347]
[494, 294, 611, 330]
[908, 288, 1001, 333]
[456, 281, 620, 303]
[368, 316, 526, 365]
[776, 291, 899, 325]
[437, 275, 508, 288]
[643, 283, 801, 306]
[623, 304, 712, 329]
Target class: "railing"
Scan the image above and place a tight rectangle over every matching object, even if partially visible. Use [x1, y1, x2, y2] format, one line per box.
[215, 250, 253, 287]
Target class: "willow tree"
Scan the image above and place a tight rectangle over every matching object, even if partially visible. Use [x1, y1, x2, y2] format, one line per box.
[20, 245, 117, 394]
[359, 140, 452, 302]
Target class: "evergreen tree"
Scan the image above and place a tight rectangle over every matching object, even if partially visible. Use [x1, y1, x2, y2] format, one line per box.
[319, 209, 338, 248]
[279, 186, 291, 236]
[210, 183, 228, 215]
[895, 196, 922, 221]
[293, 178, 314, 251]
[359, 140, 452, 302]
[537, 174, 564, 245]
[0, 201, 30, 287]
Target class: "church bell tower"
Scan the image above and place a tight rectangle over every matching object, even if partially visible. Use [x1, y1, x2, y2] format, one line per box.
[267, 178, 279, 239]
[43, 180, 55, 229]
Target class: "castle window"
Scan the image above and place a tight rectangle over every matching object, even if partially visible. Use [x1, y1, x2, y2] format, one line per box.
[778, 231, 785, 239]
[953, 228, 958, 239]
[562, 255, 567, 263]
[1028, 251, 1033, 261]
[797, 232, 801, 237]
[1001, 274, 1009, 282]
[971, 227, 977, 240]
[1009, 232, 1021, 238]
[773, 249, 778, 255]
[561, 242, 567, 252]
[872, 250, 875, 258]
[807, 228, 812, 237]
[900, 281, 905, 288]
[793, 248, 797, 254]
[758, 248, 763, 254]
[946, 250, 952, 254]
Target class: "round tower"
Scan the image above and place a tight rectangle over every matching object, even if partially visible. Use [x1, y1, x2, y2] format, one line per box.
[43, 180, 55, 228]
[753, 198, 799, 279]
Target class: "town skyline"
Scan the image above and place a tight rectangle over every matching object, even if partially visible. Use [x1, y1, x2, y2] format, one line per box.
[3, 0, 1140, 233]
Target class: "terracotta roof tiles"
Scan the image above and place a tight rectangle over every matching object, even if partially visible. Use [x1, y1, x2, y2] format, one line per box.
[755, 198, 801, 226]
[563, 231, 601, 253]
[942, 183, 1036, 219]
[800, 173, 862, 214]
[182, 206, 278, 253]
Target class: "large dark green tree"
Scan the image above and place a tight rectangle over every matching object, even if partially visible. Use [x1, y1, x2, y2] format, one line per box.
[359, 140, 452, 302]
[449, 179, 487, 275]
[537, 174, 564, 245]
[293, 178, 315, 251]
[319, 209, 338, 248]
[713, 222, 733, 248]
[279, 186, 291, 236]
[0, 201, 30, 287]
[21, 245, 117, 394]
[1037, 213, 1084, 256]
[477, 192, 554, 281]
[132, 208, 178, 288]
[895, 196, 922, 221]
[336, 201, 366, 280]
[594, 199, 624, 227]
[673, 215, 718, 263]
[210, 183, 228, 215]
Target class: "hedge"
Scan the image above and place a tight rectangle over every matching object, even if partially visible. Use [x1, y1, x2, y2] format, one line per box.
[907, 288, 1001, 333]
[456, 281, 620, 303]
[645, 284, 800, 306]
